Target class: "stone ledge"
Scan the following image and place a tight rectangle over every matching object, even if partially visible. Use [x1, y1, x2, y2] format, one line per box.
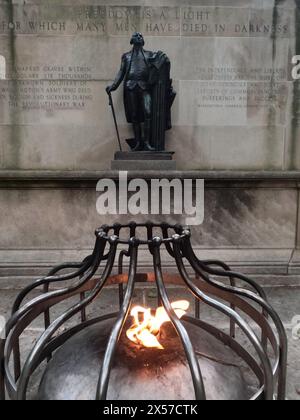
[0, 170, 300, 182]
[0, 248, 298, 290]
[1, 272, 299, 291]
[0, 247, 296, 277]
[289, 249, 300, 275]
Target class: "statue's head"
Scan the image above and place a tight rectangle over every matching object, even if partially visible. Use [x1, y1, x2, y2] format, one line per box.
[130, 32, 145, 47]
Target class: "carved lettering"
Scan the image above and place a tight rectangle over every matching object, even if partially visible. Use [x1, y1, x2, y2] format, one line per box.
[28, 21, 66, 32]
[77, 21, 106, 32]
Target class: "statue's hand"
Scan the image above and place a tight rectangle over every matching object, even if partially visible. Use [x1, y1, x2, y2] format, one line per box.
[106, 85, 115, 95]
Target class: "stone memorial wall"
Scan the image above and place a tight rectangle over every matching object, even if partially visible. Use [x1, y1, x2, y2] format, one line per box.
[0, 0, 299, 170]
[0, 1, 300, 284]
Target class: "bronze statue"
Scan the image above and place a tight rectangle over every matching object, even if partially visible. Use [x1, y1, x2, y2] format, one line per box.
[106, 32, 176, 152]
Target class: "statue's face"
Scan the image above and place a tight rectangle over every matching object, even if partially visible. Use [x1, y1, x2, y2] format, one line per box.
[130, 32, 144, 47]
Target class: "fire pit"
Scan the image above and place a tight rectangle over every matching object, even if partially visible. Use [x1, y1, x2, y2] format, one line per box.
[1, 223, 287, 400]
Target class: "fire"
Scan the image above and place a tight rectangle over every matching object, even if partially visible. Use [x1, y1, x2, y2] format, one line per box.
[126, 300, 189, 349]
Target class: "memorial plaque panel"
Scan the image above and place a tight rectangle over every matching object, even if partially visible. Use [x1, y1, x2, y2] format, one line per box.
[0, 80, 102, 125]
[177, 80, 288, 127]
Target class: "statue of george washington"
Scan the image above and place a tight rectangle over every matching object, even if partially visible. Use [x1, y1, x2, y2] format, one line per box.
[106, 32, 176, 152]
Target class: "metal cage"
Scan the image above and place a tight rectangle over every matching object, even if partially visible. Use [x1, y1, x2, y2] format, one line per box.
[0, 222, 287, 400]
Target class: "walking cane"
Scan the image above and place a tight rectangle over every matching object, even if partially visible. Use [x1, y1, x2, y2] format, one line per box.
[108, 92, 123, 152]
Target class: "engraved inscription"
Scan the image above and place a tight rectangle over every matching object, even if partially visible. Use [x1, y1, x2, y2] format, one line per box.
[0, 5, 293, 37]
[0, 4, 293, 128]
[0, 80, 93, 111]
[178, 81, 288, 126]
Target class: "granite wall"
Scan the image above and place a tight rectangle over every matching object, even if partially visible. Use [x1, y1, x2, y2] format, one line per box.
[0, 1, 300, 286]
[0, 173, 299, 287]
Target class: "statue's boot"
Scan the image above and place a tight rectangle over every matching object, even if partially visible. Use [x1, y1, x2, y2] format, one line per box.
[132, 123, 142, 151]
[143, 119, 155, 152]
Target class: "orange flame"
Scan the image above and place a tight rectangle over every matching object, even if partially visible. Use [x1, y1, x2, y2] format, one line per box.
[126, 300, 189, 349]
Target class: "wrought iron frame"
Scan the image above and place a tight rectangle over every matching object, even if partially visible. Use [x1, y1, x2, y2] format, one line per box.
[0, 222, 287, 401]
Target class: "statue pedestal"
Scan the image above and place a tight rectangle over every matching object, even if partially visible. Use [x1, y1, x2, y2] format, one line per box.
[111, 151, 176, 171]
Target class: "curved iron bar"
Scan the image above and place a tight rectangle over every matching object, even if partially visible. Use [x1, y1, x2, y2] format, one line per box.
[80, 254, 97, 324]
[4, 235, 110, 398]
[203, 260, 268, 349]
[92, 222, 189, 246]
[181, 235, 287, 400]
[0, 338, 5, 400]
[118, 249, 130, 307]
[34, 314, 265, 401]
[161, 223, 175, 258]
[11, 224, 113, 316]
[36, 313, 118, 369]
[129, 222, 137, 238]
[191, 257, 268, 345]
[200, 260, 238, 338]
[196, 277, 279, 400]
[1, 223, 287, 401]
[37, 256, 95, 349]
[10, 254, 96, 381]
[147, 222, 155, 256]
[152, 239, 206, 401]
[118, 250, 130, 274]
[37, 315, 268, 401]
[10, 223, 113, 315]
[15, 239, 118, 400]
[96, 242, 138, 400]
[12, 259, 94, 316]
[196, 280, 278, 356]
[6, 251, 101, 388]
[172, 238, 274, 401]
[165, 238, 238, 335]
[10, 252, 96, 382]
[199, 258, 269, 346]
[37, 312, 264, 396]
[187, 252, 267, 300]
[6, 235, 107, 335]
[5, 277, 102, 398]
[184, 316, 265, 392]
[12, 245, 103, 311]
[8, 272, 276, 400]
[10, 314, 119, 398]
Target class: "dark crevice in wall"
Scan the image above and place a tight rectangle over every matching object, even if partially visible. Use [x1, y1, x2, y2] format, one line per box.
[290, 0, 300, 169]
[265, 1, 281, 168]
[7, 1, 21, 169]
[271, 1, 279, 62]
[295, 186, 300, 249]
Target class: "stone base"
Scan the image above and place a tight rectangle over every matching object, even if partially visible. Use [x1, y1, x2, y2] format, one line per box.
[111, 151, 176, 171]
[0, 174, 299, 288]
[39, 319, 252, 400]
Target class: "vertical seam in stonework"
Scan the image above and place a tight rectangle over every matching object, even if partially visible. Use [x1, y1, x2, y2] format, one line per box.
[291, 1, 300, 169]
[282, 126, 286, 170]
[287, 184, 300, 273]
[295, 184, 300, 250]
[179, 6, 182, 38]
[8, 0, 21, 169]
